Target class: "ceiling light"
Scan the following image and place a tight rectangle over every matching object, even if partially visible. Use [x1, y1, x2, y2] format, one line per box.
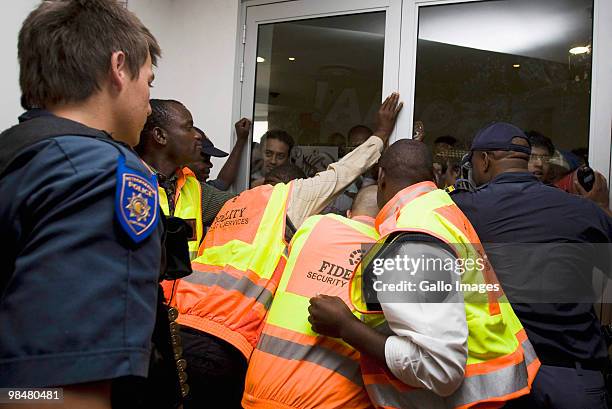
[569, 46, 590, 55]
[288, 57, 296, 61]
[257, 57, 265, 63]
[512, 64, 520, 68]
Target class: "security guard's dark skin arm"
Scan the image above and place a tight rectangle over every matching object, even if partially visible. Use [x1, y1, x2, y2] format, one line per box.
[308, 294, 388, 365]
[216, 118, 251, 188]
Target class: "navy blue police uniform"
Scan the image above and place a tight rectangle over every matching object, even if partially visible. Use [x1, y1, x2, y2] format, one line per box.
[0, 111, 163, 388]
[450, 122, 612, 409]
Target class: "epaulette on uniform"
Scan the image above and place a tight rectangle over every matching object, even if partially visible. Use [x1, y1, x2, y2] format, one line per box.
[446, 179, 488, 195]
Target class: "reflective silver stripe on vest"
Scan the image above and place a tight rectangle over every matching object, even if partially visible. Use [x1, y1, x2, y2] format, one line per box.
[366, 385, 447, 409]
[367, 347, 533, 409]
[375, 186, 436, 234]
[521, 337, 538, 367]
[447, 359, 529, 408]
[367, 295, 536, 405]
[189, 250, 197, 260]
[184, 270, 274, 310]
[258, 333, 363, 386]
[395, 185, 437, 208]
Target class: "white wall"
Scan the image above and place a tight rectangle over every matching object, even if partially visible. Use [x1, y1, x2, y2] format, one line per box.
[0, 1, 41, 129]
[0, 1, 242, 176]
[129, 0, 241, 178]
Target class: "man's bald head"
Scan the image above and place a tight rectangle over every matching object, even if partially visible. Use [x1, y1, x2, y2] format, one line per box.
[377, 139, 434, 208]
[348, 185, 379, 219]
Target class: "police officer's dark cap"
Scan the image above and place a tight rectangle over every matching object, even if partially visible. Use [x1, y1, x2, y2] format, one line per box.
[465, 122, 531, 163]
[194, 126, 229, 157]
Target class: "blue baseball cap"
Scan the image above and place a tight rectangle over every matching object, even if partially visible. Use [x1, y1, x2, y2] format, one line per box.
[200, 137, 228, 157]
[194, 126, 228, 157]
[466, 122, 531, 162]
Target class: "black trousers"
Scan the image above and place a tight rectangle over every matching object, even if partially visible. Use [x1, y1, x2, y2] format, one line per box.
[505, 364, 608, 409]
[180, 326, 248, 409]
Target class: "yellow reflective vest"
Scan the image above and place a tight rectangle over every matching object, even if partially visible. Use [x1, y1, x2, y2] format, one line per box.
[165, 182, 292, 358]
[243, 213, 379, 409]
[158, 167, 203, 260]
[350, 181, 540, 409]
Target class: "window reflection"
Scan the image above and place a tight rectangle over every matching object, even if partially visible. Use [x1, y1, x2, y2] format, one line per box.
[251, 12, 385, 186]
[413, 0, 593, 187]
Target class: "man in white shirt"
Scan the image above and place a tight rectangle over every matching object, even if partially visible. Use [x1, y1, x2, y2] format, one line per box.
[308, 140, 467, 398]
[309, 139, 537, 409]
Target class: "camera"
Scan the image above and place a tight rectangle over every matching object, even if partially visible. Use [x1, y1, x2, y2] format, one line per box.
[554, 165, 595, 194]
[577, 166, 595, 191]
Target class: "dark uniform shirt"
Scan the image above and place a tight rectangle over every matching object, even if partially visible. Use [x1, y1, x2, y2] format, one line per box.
[201, 182, 235, 227]
[157, 171, 179, 215]
[0, 117, 163, 387]
[206, 178, 228, 191]
[451, 172, 612, 365]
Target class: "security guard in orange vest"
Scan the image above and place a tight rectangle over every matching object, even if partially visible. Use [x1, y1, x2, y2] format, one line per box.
[242, 186, 380, 409]
[166, 94, 404, 409]
[309, 140, 539, 409]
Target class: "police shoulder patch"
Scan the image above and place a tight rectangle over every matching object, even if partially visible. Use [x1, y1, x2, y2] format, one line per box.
[115, 155, 159, 243]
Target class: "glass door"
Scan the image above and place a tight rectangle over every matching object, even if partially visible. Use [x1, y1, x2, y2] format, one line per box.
[398, 0, 612, 321]
[237, 0, 402, 190]
[399, 0, 612, 193]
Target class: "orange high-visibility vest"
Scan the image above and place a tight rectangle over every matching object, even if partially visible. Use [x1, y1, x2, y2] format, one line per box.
[158, 167, 203, 260]
[163, 182, 292, 358]
[243, 214, 379, 409]
[350, 181, 540, 409]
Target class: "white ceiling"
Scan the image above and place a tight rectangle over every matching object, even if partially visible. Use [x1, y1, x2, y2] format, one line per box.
[418, 0, 593, 63]
[255, 12, 385, 112]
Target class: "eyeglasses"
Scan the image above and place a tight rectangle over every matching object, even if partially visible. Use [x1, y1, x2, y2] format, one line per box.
[529, 154, 551, 163]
